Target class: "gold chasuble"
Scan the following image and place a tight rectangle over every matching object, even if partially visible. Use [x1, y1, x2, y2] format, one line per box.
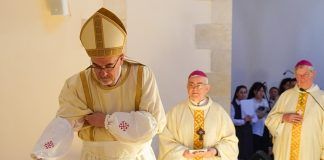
[194, 110, 204, 160]
[290, 92, 308, 160]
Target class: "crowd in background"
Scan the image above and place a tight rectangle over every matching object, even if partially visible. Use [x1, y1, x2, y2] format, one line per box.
[231, 77, 297, 160]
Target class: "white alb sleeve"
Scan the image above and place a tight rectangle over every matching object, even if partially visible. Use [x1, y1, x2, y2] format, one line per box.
[104, 111, 158, 143]
[32, 117, 73, 159]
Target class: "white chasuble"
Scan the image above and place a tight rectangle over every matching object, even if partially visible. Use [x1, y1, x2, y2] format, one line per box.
[54, 61, 166, 160]
[266, 85, 324, 160]
[158, 98, 238, 160]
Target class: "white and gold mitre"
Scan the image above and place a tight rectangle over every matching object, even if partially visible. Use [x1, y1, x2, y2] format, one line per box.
[80, 8, 127, 57]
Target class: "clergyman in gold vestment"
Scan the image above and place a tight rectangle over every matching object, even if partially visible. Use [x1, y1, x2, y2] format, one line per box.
[266, 59, 324, 160]
[158, 70, 238, 160]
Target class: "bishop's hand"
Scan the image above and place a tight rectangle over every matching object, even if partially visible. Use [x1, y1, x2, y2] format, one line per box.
[282, 113, 303, 124]
[30, 154, 43, 160]
[203, 147, 218, 158]
[183, 150, 196, 158]
[84, 112, 106, 127]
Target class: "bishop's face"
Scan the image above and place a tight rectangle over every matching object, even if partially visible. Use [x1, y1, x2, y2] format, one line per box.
[187, 76, 210, 103]
[295, 65, 316, 90]
[90, 55, 124, 86]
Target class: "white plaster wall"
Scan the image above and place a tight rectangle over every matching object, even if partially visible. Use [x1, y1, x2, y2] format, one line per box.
[232, 0, 324, 93]
[127, 0, 211, 111]
[0, 0, 102, 159]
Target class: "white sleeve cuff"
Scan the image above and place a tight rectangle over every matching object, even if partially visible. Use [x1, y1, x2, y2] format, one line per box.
[32, 117, 73, 159]
[106, 111, 158, 143]
[104, 114, 112, 130]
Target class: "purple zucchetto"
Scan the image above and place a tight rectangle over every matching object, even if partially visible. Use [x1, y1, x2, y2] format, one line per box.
[295, 59, 313, 68]
[188, 70, 207, 79]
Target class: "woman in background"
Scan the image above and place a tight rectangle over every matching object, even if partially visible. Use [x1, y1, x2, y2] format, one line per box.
[230, 85, 253, 160]
[247, 82, 271, 156]
[279, 78, 292, 95]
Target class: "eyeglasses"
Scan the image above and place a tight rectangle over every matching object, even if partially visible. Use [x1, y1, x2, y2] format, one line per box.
[295, 72, 312, 78]
[188, 83, 208, 89]
[89, 56, 121, 72]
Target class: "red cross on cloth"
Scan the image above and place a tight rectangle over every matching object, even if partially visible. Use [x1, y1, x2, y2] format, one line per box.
[119, 121, 129, 131]
[43, 140, 55, 149]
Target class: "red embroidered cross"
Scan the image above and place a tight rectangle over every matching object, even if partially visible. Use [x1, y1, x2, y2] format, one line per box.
[44, 140, 54, 149]
[119, 121, 129, 131]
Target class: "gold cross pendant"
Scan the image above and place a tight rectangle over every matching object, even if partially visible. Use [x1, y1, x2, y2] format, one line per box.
[196, 128, 205, 141]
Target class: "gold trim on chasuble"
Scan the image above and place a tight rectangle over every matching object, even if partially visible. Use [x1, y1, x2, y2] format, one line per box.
[78, 64, 143, 141]
[194, 110, 204, 160]
[79, 70, 95, 141]
[135, 65, 143, 111]
[289, 92, 308, 160]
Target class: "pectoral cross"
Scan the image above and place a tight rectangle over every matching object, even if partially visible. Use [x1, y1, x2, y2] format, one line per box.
[196, 128, 205, 141]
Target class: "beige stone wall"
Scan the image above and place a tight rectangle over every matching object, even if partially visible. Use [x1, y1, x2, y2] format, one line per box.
[195, 0, 232, 112]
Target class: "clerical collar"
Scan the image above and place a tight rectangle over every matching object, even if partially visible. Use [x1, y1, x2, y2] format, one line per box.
[190, 97, 209, 107]
[295, 83, 316, 92]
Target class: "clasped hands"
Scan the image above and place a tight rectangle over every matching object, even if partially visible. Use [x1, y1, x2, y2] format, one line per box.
[183, 147, 217, 158]
[84, 112, 106, 127]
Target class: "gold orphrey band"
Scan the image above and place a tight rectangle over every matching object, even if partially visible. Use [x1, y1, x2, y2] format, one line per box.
[289, 92, 308, 160]
[193, 110, 204, 160]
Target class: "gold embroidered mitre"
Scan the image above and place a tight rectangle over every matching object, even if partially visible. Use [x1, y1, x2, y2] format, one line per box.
[80, 8, 127, 57]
